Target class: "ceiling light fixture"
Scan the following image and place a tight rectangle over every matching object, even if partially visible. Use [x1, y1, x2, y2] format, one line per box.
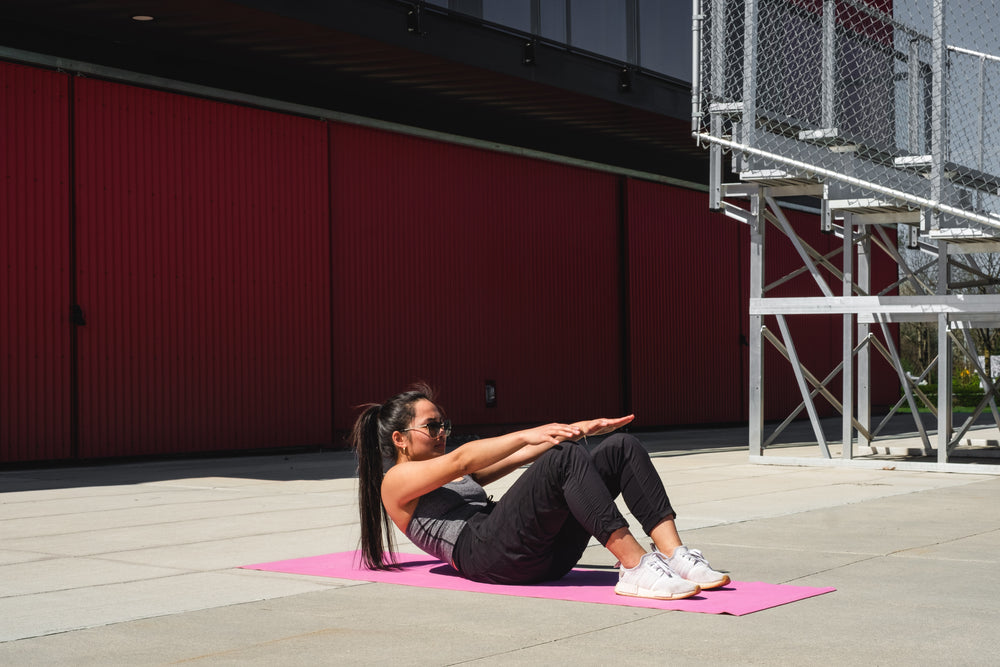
[131, 15, 155, 22]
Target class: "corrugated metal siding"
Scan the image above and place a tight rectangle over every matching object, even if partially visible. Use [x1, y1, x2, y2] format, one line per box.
[1, 62, 907, 463]
[73, 78, 332, 457]
[329, 122, 622, 430]
[627, 180, 745, 425]
[0, 62, 71, 462]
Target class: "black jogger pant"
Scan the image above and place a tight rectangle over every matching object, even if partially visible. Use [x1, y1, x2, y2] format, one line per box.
[452, 432, 676, 584]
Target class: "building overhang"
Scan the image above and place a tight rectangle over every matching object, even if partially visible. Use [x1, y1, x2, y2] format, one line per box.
[0, 0, 709, 183]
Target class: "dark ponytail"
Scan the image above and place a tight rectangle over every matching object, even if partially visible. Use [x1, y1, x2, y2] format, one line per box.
[349, 383, 436, 570]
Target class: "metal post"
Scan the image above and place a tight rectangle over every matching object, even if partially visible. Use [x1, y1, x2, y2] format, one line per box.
[749, 191, 765, 456]
[741, 0, 759, 173]
[929, 0, 947, 231]
[710, 112, 724, 210]
[937, 313, 952, 461]
[937, 241, 951, 462]
[691, 0, 703, 134]
[977, 55, 986, 174]
[857, 225, 872, 450]
[908, 39, 921, 154]
[842, 213, 854, 458]
[705, 0, 726, 210]
[711, 0, 726, 98]
[821, 0, 836, 129]
[977, 54, 986, 211]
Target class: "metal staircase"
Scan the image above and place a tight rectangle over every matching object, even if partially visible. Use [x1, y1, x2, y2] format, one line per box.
[692, 0, 1000, 471]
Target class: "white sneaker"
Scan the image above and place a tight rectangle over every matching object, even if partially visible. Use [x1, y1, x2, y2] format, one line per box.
[615, 552, 700, 600]
[663, 545, 731, 589]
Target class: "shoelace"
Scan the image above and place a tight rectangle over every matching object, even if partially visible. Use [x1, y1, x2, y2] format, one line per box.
[648, 552, 679, 577]
[651, 544, 704, 568]
[679, 548, 708, 565]
[616, 554, 677, 577]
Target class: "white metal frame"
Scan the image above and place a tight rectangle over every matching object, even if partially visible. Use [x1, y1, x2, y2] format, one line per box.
[692, 0, 1000, 472]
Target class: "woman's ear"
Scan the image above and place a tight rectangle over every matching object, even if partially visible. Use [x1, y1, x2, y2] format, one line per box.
[391, 430, 407, 451]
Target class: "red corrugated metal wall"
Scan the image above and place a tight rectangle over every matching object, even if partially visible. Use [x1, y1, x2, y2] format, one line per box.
[72, 78, 332, 457]
[0, 61, 72, 462]
[329, 123, 623, 430]
[2, 59, 906, 462]
[627, 180, 746, 425]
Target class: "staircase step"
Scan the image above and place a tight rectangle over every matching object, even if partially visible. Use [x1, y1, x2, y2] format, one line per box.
[894, 156, 1000, 194]
[827, 198, 921, 224]
[709, 102, 743, 115]
[740, 170, 820, 188]
[798, 128, 859, 153]
[927, 227, 1000, 252]
[893, 155, 933, 169]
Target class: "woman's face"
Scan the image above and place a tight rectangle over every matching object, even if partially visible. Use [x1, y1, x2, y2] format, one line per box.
[398, 398, 448, 460]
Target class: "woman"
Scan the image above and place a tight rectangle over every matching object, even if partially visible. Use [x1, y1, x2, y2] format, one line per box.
[350, 383, 729, 600]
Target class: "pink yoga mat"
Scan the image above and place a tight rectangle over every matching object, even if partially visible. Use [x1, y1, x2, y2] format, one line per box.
[243, 551, 834, 616]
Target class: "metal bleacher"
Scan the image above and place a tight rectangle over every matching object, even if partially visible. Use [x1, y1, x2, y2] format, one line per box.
[692, 0, 1000, 471]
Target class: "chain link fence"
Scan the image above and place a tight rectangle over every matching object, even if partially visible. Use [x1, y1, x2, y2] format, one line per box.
[694, 0, 1000, 233]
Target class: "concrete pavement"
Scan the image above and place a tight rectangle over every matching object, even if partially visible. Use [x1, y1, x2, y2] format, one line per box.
[2, 420, 999, 665]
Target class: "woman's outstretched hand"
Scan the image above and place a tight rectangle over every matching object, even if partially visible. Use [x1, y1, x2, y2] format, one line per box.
[573, 415, 635, 437]
[523, 423, 583, 446]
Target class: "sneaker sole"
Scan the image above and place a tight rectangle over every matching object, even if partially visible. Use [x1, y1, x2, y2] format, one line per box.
[691, 574, 731, 590]
[614, 584, 701, 601]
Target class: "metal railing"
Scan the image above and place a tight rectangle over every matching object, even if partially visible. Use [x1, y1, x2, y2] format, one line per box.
[693, 0, 1000, 233]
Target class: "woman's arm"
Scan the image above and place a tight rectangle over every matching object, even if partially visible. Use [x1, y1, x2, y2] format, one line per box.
[381, 423, 581, 512]
[472, 415, 636, 486]
[470, 441, 561, 486]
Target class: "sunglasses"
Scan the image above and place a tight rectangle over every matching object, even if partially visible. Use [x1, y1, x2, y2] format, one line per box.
[403, 419, 453, 438]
